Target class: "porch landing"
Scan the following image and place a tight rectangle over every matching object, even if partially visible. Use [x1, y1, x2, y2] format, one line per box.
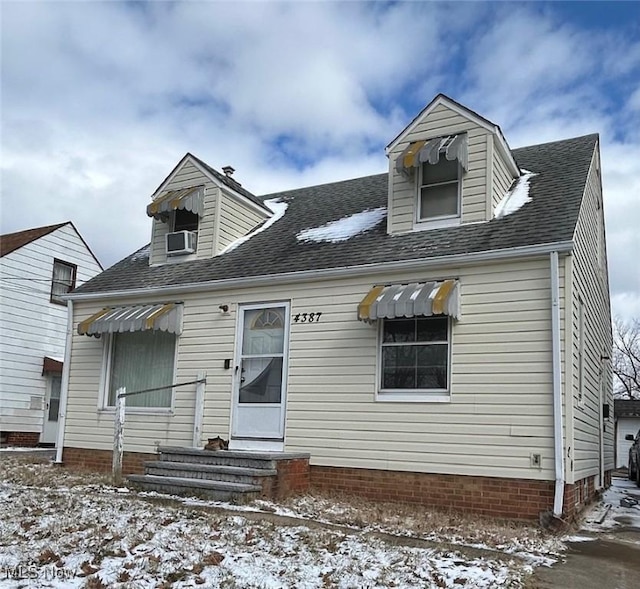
[127, 446, 310, 502]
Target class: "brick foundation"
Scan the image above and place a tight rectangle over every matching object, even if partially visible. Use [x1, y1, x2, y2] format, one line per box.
[5, 431, 40, 447]
[62, 447, 310, 500]
[272, 459, 310, 498]
[310, 465, 612, 521]
[61, 447, 611, 520]
[63, 447, 151, 475]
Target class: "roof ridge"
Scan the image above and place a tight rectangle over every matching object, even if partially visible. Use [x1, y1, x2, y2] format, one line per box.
[0, 222, 70, 257]
[513, 133, 599, 152]
[260, 172, 387, 200]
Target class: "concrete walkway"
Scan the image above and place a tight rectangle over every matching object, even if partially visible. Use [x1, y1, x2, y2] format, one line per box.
[532, 476, 640, 588]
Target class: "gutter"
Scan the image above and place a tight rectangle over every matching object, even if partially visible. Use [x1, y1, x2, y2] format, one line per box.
[54, 300, 73, 464]
[550, 251, 565, 517]
[66, 240, 574, 303]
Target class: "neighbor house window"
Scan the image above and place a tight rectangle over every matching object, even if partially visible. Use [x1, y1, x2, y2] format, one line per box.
[50, 259, 77, 305]
[107, 330, 176, 408]
[418, 159, 460, 222]
[380, 316, 450, 395]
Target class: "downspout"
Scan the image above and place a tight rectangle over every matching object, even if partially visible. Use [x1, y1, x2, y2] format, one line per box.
[550, 251, 565, 517]
[54, 300, 73, 464]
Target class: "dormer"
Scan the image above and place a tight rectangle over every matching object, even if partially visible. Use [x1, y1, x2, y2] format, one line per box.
[146, 153, 272, 266]
[386, 94, 520, 234]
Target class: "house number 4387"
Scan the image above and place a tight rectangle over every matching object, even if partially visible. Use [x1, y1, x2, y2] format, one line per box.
[293, 312, 322, 323]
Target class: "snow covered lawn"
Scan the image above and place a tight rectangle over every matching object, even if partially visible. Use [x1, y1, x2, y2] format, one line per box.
[0, 456, 566, 588]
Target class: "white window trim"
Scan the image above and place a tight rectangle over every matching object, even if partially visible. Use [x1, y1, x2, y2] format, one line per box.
[98, 332, 178, 414]
[414, 160, 462, 229]
[51, 259, 77, 305]
[375, 316, 452, 403]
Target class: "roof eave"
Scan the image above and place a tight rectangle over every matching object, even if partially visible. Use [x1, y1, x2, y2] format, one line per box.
[68, 240, 574, 303]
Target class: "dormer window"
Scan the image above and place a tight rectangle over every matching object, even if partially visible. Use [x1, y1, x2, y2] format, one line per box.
[147, 185, 204, 257]
[173, 208, 199, 232]
[418, 159, 460, 222]
[394, 134, 468, 229]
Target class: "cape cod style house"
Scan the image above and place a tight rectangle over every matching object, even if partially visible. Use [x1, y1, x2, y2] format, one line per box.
[58, 95, 613, 520]
[0, 222, 103, 447]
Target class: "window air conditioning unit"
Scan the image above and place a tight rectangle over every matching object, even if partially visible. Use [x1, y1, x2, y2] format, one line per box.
[166, 231, 196, 256]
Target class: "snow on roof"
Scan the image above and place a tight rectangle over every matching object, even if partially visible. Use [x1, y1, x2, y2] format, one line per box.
[131, 244, 150, 261]
[494, 170, 537, 219]
[296, 207, 386, 243]
[219, 198, 288, 254]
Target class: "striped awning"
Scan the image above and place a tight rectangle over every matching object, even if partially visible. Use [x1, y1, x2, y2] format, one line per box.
[358, 280, 459, 322]
[395, 134, 468, 175]
[146, 186, 205, 219]
[77, 303, 183, 336]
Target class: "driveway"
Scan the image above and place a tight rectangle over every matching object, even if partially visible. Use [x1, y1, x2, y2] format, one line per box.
[532, 475, 640, 588]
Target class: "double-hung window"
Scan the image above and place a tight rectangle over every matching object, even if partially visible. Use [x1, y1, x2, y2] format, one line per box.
[50, 259, 77, 305]
[380, 316, 450, 398]
[107, 330, 176, 409]
[418, 159, 461, 222]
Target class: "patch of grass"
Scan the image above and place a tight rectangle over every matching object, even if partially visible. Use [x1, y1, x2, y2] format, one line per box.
[1, 456, 111, 488]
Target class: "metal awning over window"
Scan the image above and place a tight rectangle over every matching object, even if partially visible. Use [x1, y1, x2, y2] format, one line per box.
[42, 356, 63, 374]
[358, 280, 459, 322]
[146, 186, 205, 219]
[395, 134, 468, 174]
[78, 303, 183, 336]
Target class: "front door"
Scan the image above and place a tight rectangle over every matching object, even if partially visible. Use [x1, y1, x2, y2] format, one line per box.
[231, 303, 289, 450]
[41, 375, 61, 445]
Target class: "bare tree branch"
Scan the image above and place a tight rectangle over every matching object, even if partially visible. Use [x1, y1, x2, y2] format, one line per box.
[613, 317, 640, 399]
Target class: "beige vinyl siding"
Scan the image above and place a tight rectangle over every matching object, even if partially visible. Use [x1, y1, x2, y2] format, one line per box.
[149, 160, 219, 265]
[65, 299, 199, 451]
[217, 191, 268, 251]
[570, 146, 614, 480]
[65, 256, 562, 481]
[492, 137, 517, 215]
[0, 224, 102, 434]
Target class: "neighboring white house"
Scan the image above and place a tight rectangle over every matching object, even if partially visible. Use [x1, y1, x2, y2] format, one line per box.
[0, 222, 103, 446]
[614, 399, 640, 469]
[60, 94, 613, 521]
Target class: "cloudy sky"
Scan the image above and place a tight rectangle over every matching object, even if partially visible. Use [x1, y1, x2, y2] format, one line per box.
[2, 1, 639, 318]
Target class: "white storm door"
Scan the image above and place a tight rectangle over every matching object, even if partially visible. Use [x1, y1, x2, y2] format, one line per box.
[41, 375, 61, 444]
[231, 304, 289, 442]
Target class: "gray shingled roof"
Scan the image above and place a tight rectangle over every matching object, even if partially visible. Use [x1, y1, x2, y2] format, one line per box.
[188, 153, 270, 212]
[614, 399, 640, 418]
[74, 134, 597, 295]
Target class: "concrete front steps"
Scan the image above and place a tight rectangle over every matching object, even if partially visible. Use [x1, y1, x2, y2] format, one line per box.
[127, 446, 310, 502]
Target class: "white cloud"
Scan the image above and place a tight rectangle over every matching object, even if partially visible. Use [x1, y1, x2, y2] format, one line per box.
[1, 2, 638, 319]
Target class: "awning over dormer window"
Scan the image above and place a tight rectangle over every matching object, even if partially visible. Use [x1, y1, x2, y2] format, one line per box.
[77, 303, 183, 336]
[146, 186, 205, 219]
[358, 280, 459, 322]
[395, 134, 468, 174]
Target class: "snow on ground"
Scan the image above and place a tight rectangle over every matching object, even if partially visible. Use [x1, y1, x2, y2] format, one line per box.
[0, 448, 55, 453]
[219, 198, 288, 254]
[494, 170, 536, 219]
[296, 207, 386, 243]
[0, 456, 566, 588]
[582, 475, 640, 533]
